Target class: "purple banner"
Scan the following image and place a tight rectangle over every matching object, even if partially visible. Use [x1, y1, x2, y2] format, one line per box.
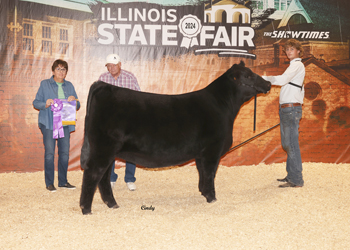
[61, 100, 77, 126]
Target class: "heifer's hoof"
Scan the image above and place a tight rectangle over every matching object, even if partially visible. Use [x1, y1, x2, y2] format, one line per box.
[207, 198, 217, 203]
[105, 200, 119, 209]
[111, 204, 119, 209]
[81, 204, 93, 215]
[205, 196, 217, 203]
[81, 208, 92, 215]
[202, 191, 216, 203]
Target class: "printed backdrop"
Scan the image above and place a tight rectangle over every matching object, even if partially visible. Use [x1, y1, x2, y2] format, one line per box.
[0, 0, 349, 172]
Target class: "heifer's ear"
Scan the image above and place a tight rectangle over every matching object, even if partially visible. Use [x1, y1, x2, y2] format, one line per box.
[239, 60, 245, 67]
[227, 64, 241, 81]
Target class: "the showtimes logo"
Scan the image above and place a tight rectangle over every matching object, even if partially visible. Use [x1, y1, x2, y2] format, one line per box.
[264, 31, 330, 39]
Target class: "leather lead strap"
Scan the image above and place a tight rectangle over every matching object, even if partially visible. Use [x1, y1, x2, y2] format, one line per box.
[254, 95, 257, 132]
[228, 123, 280, 153]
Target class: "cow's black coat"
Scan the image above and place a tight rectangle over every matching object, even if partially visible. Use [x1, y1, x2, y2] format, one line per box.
[80, 61, 271, 214]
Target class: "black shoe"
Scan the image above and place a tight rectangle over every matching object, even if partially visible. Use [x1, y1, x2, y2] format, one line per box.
[59, 182, 76, 189]
[46, 185, 57, 192]
[277, 177, 288, 182]
[278, 182, 302, 188]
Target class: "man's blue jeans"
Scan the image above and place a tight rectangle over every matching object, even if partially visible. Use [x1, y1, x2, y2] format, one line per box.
[40, 126, 70, 187]
[279, 105, 304, 186]
[110, 161, 136, 183]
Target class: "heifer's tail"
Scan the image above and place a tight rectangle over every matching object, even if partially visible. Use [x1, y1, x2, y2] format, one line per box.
[80, 81, 101, 170]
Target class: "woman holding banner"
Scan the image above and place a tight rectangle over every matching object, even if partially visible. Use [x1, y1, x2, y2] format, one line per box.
[33, 59, 80, 192]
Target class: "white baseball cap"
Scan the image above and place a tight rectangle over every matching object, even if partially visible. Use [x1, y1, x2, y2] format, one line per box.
[105, 54, 121, 65]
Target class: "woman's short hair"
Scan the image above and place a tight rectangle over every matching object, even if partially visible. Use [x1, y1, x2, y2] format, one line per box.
[284, 39, 304, 57]
[52, 59, 68, 72]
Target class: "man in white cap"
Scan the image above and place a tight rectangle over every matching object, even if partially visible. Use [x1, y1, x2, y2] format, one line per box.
[98, 54, 140, 191]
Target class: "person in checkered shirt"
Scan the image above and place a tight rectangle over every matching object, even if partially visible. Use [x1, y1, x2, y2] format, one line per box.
[98, 54, 140, 191]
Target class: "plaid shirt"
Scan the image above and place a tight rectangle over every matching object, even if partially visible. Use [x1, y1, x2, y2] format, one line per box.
[98, 70, 141, 91]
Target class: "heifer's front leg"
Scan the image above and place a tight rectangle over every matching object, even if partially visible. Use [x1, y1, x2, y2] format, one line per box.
[195, 157, 219, 203]
[195, 158, 205, 194]
[98, 163, 119, 209]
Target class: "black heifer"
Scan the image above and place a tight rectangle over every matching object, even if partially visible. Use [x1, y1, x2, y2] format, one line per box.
[80, 61, 271, 214]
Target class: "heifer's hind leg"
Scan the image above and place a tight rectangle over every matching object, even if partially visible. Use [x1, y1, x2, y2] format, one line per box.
[195, 157, 219, 203]
[80, 158, 115, 214]
[98, 162, 119, 209]
[80, 167, 100, 215]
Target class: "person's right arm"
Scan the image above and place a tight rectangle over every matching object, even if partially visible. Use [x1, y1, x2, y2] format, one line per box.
[33, 81, 52, 110]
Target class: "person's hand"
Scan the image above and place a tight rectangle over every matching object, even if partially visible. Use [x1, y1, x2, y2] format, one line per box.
[67, 96, 76, 102]
[45, 99, 54, 108]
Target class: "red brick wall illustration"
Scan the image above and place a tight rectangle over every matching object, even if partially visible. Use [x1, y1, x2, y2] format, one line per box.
[1, 3, 350, 173]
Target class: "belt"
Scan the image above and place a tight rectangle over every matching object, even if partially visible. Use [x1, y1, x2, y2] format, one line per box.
[280, 103, 301, 109]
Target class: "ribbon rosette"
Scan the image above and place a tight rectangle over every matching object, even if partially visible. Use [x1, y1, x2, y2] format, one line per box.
[51, 99, 65, 139]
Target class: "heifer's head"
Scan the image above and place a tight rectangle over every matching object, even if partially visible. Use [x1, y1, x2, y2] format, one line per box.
[227, 61, 271, 98]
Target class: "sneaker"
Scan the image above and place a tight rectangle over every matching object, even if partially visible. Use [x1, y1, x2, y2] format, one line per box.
[278, 182, 302, 188]
[111, 181, 116, 189]
[59, 182, 76, 189]
[126, 182, 136, 191]
[46, 185, 57, 192]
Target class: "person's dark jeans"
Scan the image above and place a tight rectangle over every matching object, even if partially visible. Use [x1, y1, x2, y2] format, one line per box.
[40, 126, 70, 187]
[279, 105, 304, 186]
[110, 161, 136, 183]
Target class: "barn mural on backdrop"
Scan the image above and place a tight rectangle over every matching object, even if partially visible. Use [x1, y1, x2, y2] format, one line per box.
[0, 0, 349, 172]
